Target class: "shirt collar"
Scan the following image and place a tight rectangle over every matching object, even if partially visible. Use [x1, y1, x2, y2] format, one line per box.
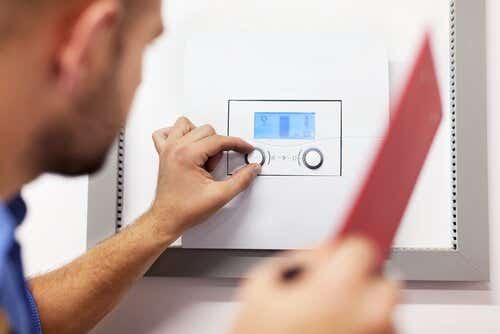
[6, 194, 27, 226]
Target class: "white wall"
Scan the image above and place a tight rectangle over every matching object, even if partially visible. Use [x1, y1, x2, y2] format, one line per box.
[17, 175, 87, 275]
[18, 0, 500, 333]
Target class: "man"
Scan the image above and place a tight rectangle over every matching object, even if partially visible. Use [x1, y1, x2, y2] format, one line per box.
[0, 0, 400, 333]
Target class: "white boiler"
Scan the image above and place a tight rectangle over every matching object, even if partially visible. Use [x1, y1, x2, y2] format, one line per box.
[183, 33, 389, 250]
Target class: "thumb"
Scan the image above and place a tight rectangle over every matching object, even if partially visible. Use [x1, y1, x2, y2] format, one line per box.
[218, 164, 261, 203]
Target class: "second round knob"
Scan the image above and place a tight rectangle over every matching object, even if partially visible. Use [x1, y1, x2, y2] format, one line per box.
[303, 148, 324, 170]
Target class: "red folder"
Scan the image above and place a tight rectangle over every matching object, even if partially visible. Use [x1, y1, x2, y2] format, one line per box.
[336, 35, 443, 266]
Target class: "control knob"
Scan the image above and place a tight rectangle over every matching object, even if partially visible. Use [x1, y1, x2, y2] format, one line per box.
[303, 148, 324, 170]
[245, 147, 266, 166]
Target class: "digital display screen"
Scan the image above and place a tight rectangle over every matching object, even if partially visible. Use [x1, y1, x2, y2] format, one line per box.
[254, 112, 316, 140]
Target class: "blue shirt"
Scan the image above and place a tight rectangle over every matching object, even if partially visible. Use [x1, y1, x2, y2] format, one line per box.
[0, 196, 42, 334]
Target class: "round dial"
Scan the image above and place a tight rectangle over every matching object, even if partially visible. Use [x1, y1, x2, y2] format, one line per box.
[303, 148, 324, 170]
[245, 148, 266, 166]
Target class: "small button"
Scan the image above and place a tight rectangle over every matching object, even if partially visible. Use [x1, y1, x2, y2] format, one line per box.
[245, 148, 266, 166]
[303, 148, 324, 170]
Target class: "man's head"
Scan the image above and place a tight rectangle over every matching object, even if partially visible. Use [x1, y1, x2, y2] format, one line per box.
[0, 0, 163, 178]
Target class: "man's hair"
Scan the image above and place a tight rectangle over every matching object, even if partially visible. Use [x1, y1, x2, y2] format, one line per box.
[0, 2, 19, 43]
[0, 1, 68, 43]
[0, 0, 136, 44]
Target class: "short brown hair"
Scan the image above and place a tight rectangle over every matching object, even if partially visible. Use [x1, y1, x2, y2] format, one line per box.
[0, 0, 137, 43]
[0, 1, 75, 43]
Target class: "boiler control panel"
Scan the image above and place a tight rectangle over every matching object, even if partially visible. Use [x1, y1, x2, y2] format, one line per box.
[227, 100, 342, 176]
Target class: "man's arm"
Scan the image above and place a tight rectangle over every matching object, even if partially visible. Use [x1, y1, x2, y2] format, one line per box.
[29, 117, 261, 334]
[28, 212, 172, 334]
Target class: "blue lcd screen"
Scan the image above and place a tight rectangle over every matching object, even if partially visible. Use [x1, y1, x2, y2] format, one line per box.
[254, 112, 316, 140]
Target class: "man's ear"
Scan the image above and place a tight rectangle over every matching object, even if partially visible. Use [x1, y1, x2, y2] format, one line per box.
[57, 0, 121, 94]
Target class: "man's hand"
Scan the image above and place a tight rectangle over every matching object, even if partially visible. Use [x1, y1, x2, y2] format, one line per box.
[232, 238, 400, 334]
[149, 116, 261, 239]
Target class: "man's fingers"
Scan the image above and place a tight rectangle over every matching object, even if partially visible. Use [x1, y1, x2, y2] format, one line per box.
[166, 117, 196, 143]
[216, 164, 261, 204]
[248, 249, 319, 281]
[195, 135, 254, 161]
[364, 278, 401, 309]
[320, 237, 378, 284]
[205, 152, 223, 172]
[239, 248, 317, 301]
[153, 117, 196, 152]
[152, 127, 172, 153]
[182, 124, 217, 144]
[360, 279, 400, 333]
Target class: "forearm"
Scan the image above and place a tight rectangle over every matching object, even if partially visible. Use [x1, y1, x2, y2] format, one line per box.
[28, 211, 176, 334]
